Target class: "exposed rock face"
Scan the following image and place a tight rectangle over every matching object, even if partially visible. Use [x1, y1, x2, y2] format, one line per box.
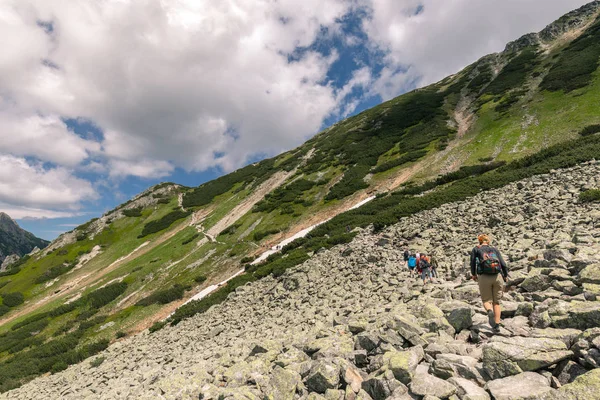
[4, 162, 600, 399]
[0, 212, 48, 267]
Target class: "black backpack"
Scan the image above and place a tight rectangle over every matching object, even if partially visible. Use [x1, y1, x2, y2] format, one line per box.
[477, 246, 501, 275]
[403, 250, 409, 261]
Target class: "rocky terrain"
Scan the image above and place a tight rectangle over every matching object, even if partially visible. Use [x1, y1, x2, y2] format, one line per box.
[4, 161, 600, 399]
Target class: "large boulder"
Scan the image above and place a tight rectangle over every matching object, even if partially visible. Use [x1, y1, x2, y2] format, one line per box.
[547, 368, 600, 400]
[578, 263, 600, 284]
[485, 372, 553, 400]
[448, 377, 490, 400]
[305, 360, 340, 393]
[385, 348, 422, 385]
[387, 313, 427, 347]
[430, 354, 484, 383]
[440, 301, 473, 333]
[551, 301, 600, 330]
[409, 373, 456, 399]
[482, 336, 573, 379]
[262, 366, 301, 400]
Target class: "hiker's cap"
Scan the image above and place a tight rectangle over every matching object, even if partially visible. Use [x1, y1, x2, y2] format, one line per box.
[478, 234, 490, 244]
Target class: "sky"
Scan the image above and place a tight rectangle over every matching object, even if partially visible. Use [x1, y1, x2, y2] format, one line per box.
[0, 0, 592, 240]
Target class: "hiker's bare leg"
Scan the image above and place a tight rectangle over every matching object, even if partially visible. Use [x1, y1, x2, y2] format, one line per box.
[493, 303, 501, 324]
[482, 301, 492, 312]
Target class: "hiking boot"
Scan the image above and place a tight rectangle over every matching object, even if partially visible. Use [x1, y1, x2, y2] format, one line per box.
[487, 310, 497, 328]
[493, 323, 503, 333]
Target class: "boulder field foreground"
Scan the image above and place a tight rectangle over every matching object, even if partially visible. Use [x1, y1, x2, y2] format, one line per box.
[4, 162, 600, 399]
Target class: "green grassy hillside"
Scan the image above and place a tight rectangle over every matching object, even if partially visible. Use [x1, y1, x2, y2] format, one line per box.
[1, 2, 600, 392]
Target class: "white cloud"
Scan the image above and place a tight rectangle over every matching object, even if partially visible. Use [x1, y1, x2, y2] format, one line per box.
[361, 0, 592, 99]
[0, 0, 594, 222]
[0, 155, 97, 214]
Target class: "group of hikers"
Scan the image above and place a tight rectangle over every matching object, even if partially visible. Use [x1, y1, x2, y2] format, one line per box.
[403, 250, 439, 283]
[402, 234, 509, 333]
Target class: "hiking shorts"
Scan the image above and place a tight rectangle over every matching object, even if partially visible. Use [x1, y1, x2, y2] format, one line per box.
[421, 267, 432, 280]
[478, 273, 504, 304]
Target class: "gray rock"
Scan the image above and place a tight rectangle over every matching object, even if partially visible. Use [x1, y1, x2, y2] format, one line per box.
[440, 301, 473, 333]
[447, 377, 490, 400]
[409, 373, 456, 399]
[486, 372, 553, 400]
[306, 360, 340, 393]
[482, 336, 573, 379]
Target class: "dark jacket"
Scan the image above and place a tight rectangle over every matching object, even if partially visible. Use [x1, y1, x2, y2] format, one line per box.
[470, 244, 508, 278]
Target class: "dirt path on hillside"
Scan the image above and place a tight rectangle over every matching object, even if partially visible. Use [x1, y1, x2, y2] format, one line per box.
[0, 207, 212, 327]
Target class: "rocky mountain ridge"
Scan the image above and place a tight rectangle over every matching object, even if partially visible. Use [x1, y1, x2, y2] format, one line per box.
[6, 160, 600, 399]
[0, 213, 48, 270]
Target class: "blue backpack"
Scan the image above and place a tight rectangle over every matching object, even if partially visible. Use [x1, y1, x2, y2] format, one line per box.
[408, 256, 417, 268]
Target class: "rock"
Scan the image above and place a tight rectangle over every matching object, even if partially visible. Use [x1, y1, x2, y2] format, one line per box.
[263, 366, 300, 400]
[482, 336, 573, 379]
[387, 313, 427, 347]
[520, 275, 551, 293]
[409, 373, 456, 399]
[486, 372, 553, 400]
[348, 319, 368, 334]
[544, 249, 572, 263]
[305, 360, 340, 393]
[447, 377, 490, 400]
[343, 365, 364, 393]
[385, 348, 422, 385]
[529, 328, 581, 348]
[440, 301, 473, 333]
[551, 301, 600, 330]
[548, 368, 600, 400]
[552, 360, 588, 385]
[430, 354, 484, 383]
[579, 263, 600, 284]
[361, 371, 403, 400]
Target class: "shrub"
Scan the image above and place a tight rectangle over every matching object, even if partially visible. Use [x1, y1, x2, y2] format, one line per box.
[194, 275, 207, 284]
[90, 356, 105, 368]
[139, 210, 191, 237]
[181, 233, 200, 245]
[136, 284, 185, 306]
[253, 229, 281, 241]
[86, 282, 128, 309]
[372, 150, 428, 174]
[0, 304, 10, 316]
[157, 198, 170, 204]
[218, 223, 241, 236]
[579, 189, 600, 203]
[35, 262, 77, 284]
[485, 48, 538, 95]
[76, 233, 87, 241]
[122, 207, 142, 217]
[149, 321, 167, 333]
[116, 331, 127, 339]
[240, 256, 256, 264]
[51, 361, 68, 374]
[579, 124, 600, 136]
[325, 165, 370, 201]
[0, 267, 21, 277]
[2, 292, 24, 307]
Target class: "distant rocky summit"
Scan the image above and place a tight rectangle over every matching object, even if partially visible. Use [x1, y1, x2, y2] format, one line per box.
[0, 212, 49, 270]
[7, 161, 600, 399]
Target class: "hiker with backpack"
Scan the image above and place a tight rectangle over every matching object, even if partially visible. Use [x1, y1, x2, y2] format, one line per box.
[430, 254, 439, 279]
[407, 253, 417, 276]
[470, 234, 509, 332]
[419, 254, 433, 284]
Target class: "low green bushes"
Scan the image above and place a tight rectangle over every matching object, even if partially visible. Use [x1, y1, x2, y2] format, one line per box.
[325, 165, 370, 201]
[253, 229, 281, 241]
[122, 207, 142, 217]
[194, 275, 207, 284]
[181, 233, 200, 245]
[579, 124, 600, 136]
[136, 284, 186, 306]
[139, 210, 191, 238]
[580, 189, 600, 203]
[372, 150, 428, 174]
[35, 261, 77, 284]
[1, 292, 24, 307]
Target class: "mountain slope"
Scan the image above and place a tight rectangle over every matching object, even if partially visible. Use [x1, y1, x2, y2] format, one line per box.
[0, 213, 48, 269]
[1, 2, 600, 392]
[6, 157, 600, 399]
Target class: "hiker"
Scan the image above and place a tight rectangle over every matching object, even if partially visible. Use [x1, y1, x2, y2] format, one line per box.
[403, 249, 410, 266]
[430, 254, 439, 279]
[470, 234, 509, 332]
[419, 254, 432, 284]
[407, 253, 417, 276]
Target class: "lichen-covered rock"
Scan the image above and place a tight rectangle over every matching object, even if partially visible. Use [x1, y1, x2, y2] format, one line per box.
[409, 373, 456, 399]
[305, 360, 340, 393]
[447, 377, 490, 400]
[482, 336, 573, 379]
[548, 368, 600, 400]
[485, 372, 553, 400]
[385, 348, 422, 385]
